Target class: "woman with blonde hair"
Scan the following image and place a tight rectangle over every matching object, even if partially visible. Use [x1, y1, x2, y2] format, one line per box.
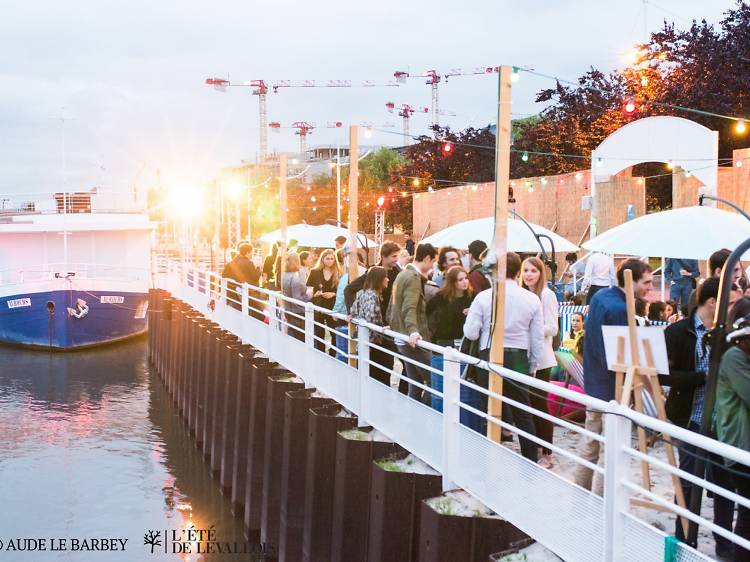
[521, 256, 559, 469]
[306, 248, 342, 355]
[281, 252, 310, 341]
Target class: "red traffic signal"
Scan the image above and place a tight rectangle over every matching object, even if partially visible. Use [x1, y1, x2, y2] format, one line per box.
[623, 98, 637, 114]
[376, 195, 386, 209]
[442, 140, 454, 155]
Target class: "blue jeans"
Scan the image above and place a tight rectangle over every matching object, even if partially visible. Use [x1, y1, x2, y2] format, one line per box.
[430, 355, 444, 412]
[670, 281, 693, 310]
[334, 326, 349, 363]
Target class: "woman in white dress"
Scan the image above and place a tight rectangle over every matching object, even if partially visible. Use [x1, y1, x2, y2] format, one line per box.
[521, 256, 559, 469]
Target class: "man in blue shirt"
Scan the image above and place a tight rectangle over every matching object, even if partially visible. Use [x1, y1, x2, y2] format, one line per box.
[665, 257, 700, 312]
[574, 259, 653, 495]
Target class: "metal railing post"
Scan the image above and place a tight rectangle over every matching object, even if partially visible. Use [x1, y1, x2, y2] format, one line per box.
[441, 347, 460, 491]
[220, 277, 227, 304]
[241, 283, 249, 316]
[602, 402, 632, 562]
[357, 324, 370, 425]
[305, 302, 315, 348]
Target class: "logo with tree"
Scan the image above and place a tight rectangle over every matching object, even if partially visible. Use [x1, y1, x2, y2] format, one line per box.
[143, 530, 162, 554]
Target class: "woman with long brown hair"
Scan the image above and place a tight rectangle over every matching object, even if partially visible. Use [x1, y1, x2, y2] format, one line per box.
[350, 266, 391, 385]
[521, 256, 559, 469]
[425, 265, 473, 411]
[306, 248, 342, 356]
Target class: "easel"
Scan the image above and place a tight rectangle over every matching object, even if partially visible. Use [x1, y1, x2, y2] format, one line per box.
[613, 269, 689, 535]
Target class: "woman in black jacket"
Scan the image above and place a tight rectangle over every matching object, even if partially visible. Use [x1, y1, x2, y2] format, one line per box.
[306, 249, 341, 356]
[425, 266, 473, 411]
[427, 266, 473, 346]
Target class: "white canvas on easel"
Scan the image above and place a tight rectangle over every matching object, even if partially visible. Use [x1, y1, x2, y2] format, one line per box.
[602, 326, 670, 375]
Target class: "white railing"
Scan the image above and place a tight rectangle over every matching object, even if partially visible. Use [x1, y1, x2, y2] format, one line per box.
[159, 259, 750, 562]
[0, 263, 151, 286]
[0, 189, 146, 215]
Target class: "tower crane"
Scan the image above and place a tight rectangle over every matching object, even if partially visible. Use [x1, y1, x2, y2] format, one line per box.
[206, 76, 399, 164]
[386, 102, 456, 145]
[206, 78, 269, 163]
[393, 66, 509, 128]
[269, 120, 396, 155]
[268, 121, 316, 155]
[393, 70, 441, 127]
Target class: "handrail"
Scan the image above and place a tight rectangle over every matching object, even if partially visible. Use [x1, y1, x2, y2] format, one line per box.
[173, 259, 750, 464]
[163, 258, 749, 560]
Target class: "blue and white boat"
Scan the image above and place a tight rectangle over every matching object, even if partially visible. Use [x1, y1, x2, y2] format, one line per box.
[0, 190, 154, 349]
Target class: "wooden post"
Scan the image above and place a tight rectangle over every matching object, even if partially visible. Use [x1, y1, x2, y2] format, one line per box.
[279, 155, 288, 284]
[348, 126, 359, 367]
[487, 66, 513, 443]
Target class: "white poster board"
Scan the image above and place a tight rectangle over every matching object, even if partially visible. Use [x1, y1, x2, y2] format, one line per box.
[601, 326, 670, 375]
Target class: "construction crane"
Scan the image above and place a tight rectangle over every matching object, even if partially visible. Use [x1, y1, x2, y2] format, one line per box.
[393, 66, 506, 127]
[393, 70, 441, 127]
[206, 76, 400, 164]
[206, 78, 269, 163]
[269, 119, 397, 155]
[385, 102, 456, 145]
[268, 121, 316, 155]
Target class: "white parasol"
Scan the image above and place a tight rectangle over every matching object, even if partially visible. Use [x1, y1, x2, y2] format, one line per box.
[582, 206, 750, 259]
[259, 223, 376, 249]
[421, 217, 578, 253]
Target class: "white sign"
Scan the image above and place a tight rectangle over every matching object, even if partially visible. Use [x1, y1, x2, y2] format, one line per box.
[100, 295, 125, 304]
[7, 298, 31, 309]
[602, 326, 670, 375]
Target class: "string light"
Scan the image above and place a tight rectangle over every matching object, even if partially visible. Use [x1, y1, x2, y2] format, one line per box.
[575, 172, 582, 181]
[666, 160, 674, 170]
[511, 66, 520, 83]
[540, 177, 547, 185]
[412, 178, 420, 187]
[737, 120, 748, 134]
[521, 151, 529, 162]
[737, 160, 744, 168]
[684, 170, 692, 177]
[596, 157, 603, 167]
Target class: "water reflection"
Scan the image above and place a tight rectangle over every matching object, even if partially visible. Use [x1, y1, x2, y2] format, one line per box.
[0, 338, 249, 561]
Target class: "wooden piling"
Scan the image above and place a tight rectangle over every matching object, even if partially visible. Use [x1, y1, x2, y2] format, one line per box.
[260, 374, 305, 550]
[278, 392, 336, 562]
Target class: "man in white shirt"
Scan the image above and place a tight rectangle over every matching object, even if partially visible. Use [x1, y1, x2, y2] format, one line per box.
[581, 252, 616, 304]
[463, 252, 544, 461]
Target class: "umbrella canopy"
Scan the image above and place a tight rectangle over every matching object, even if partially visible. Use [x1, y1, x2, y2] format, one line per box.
[582, 206, 750, 259]
[421, 217, 578, 253]
[259, 223, 376, 249]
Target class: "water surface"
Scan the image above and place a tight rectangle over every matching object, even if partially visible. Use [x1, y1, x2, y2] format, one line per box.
[0, 338, 251, 561]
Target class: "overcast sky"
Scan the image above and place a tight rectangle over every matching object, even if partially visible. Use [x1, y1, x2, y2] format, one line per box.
[0, 0, 736, 195]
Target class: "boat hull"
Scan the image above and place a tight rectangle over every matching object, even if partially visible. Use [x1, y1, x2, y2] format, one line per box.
[0, 289, 149, 350]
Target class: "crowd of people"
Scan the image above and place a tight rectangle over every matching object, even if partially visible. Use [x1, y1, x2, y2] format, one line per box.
[222, 236, 750, 559]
